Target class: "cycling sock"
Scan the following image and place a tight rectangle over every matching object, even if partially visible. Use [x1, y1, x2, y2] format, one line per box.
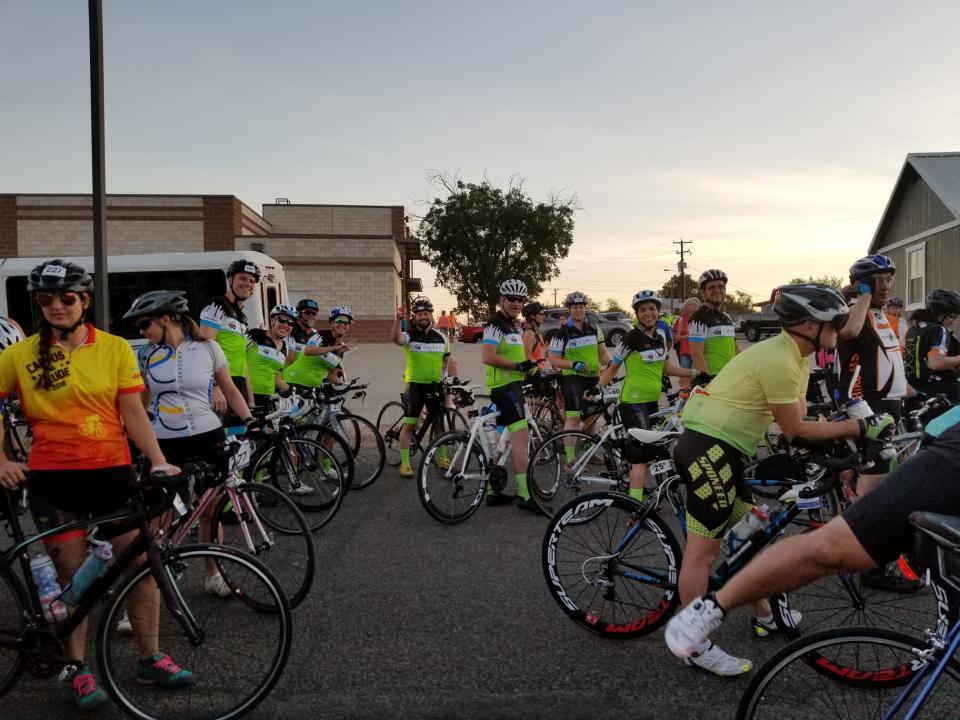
[564, 444, 575, 463]
[400, 448, 410, 466]
[755, 613, 774, 624]
[437, 445, 447, 462]
[629, 487, 644, 502]
[516, 472, 529, 499]
[321, 457, 333, 471]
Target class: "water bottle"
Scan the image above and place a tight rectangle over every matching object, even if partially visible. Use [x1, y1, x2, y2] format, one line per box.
[29, 553, 68, 624]
[479, 403, 500, 450]
[60, 541, 113, 605]
[721, 505, 769, 558]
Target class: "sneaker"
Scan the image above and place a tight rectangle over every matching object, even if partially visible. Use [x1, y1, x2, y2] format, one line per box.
[287, 480, 315, 495]
[862, 565, 924, 594]
[204, 572, 233, 598]
[685, 642, 752, 677]
[399, 464, 414, 478]
[71, 664, 108, 710]
[750, 610, 802, 638]
[485, 492, 515, 507]
[137, 653, 194, 688]
[664, 595, 726, 659]
[117, 609, 133, 635]
[514, 497, 543, 515]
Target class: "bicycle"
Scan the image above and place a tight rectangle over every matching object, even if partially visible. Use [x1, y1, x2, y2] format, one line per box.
[735, 510, 960, 720]
[0, 466, 292, 720]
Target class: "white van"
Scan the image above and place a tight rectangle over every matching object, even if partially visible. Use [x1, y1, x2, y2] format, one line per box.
[0, 250, 286, 346]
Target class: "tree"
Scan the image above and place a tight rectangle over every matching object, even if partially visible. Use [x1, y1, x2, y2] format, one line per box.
[724, 290, 755, 318]
[788, 274, 844, 290]
[660, 272, 698, 304]
[605, 298, 625, 313]
[417, 174, 577, 319]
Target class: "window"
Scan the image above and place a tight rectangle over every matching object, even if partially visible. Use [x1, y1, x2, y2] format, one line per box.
[906, 243, 925, 307]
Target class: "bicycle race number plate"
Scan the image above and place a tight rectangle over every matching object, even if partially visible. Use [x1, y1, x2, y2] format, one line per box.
[230, 439, 252, 471]
[649, 459, 674, 476]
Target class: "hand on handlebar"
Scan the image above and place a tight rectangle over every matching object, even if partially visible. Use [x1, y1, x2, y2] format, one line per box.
[0, 459, 27, 490]
[861, 413, 895, 442]
[149, 462, 182, 478]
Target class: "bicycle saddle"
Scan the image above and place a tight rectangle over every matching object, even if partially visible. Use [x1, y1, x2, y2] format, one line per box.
[910, 512, 960, 550]
[627, 428, 681, 445]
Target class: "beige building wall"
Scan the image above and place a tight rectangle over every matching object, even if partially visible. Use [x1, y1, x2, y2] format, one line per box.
[18, 219, 204, 256]
[261, 205, 393, 235]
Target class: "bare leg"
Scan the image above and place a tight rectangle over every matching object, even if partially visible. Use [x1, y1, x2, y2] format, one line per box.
[678, 534, 721, 606]
[47, 536, 87, 662]
[110, 528, 160, 659]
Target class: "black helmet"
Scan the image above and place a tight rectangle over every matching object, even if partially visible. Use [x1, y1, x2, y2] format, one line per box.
[226, 259, 261, 281]
[27, 259, 93, 293]
[411, 296, 434, 313]
[773, 284, 849, 326]
[296, 298, 319, 313]
[698, 269, 728, 289]
[123, 290, 189, 320]
[926, 289, 960, 318]
[522, 301, 545, 318]
[849, 254, 895, 282]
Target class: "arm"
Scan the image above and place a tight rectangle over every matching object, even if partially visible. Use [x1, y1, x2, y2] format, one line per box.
[481, 342, 522, 369]
[118, 392, 173, 470]
[769, 400, 860, 443]
[522, 329, 536, 360]
[200, 325, 218, 341]
[598, 342, 612, 367]
[664, 360, 695, 379]
[689, 341, 709, 374]
[599, 359, 621, 387]
[839, 292, 872, 341]
[390, 313, 405, 346]
[214, 368, 254, 420]
[274, 371, 289, 393]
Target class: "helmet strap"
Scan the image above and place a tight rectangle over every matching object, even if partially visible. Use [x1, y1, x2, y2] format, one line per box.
[784, 322, 825, 352]
[58, 319, 86, 341]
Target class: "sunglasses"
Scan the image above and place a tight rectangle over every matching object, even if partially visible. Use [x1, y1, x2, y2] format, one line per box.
[333, 319, 352, 325]
[35, 291, 80, 308]
[300, 310, 318, 317]
[274, 317, 296, 326]
[136, 318, 157, 332]
[504, 296, 526, 303]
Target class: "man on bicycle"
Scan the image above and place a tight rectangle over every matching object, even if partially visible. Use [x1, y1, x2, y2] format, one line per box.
[482, 279, 538, 512]
[390, 296, 451, 478]
[664, 284, 893, 676]
[689, 269, 736, 382]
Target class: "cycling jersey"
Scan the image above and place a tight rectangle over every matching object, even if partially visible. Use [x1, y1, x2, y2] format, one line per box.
[688, 305, 736, 375]
[912, 323, 960, 386]
[483, 312, 526, 389]
[0, 325, 144, 470]
[282, 331, 341, 387]
[611, 327, 668, 404]
[681, 331, 808, 456]
[837, 308, 907, 402]
[400, 327, 449, 384]
[140, 338, 228, 439]
[548, 321, 604, 377]
[0, 318, 23, 353]
[199, 295, 249, 377]
[288, 323, 313, 354]
[246, 329, 289, 397]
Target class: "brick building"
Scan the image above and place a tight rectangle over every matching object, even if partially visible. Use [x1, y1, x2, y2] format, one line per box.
[0, 194, 423, 341]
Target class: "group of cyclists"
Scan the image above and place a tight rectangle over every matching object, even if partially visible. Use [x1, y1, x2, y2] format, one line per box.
[1, 248, 959, 711]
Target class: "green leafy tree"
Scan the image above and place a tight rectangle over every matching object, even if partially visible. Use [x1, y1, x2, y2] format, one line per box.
[605, 298, 625, 313]
[660, 272, 698, 303]
[788, 274, 844, 290]
[417, 174, 577, 319]
[723, 290, 755, 318]
[585, 297, 601, 312]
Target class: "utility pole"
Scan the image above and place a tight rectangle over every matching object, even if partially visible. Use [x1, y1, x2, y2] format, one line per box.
[673, 237, 692, 312]
[89, 0, 109, 329]
[553, 288, 558, 306]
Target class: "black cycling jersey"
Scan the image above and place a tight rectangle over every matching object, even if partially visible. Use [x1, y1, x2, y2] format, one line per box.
[289, 323, 313, 352]
[912, 323, 960, 385]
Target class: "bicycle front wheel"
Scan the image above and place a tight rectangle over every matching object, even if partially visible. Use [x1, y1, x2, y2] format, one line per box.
[209, 482, 316, 609]
[376, 401, 406, 467]
[542, 492, 682, 638]
[417, 431, 488, 524]
[97, 544, 292, 720]
[338, 414, 386, 490]
[0, 565, 28, 696]
[736, 627, 960, 720]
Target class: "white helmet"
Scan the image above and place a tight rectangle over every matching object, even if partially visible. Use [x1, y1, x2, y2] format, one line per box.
[499, 279, 528, 298]
[631, 290, 662, 310]
[329, 306, 354, 322]
[564, 291, 589, 307]
[270, 304, 297, 321]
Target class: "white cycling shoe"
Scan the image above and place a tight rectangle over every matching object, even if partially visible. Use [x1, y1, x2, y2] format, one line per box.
[685, 642, 752, 677]
[664, 595, 725, 659]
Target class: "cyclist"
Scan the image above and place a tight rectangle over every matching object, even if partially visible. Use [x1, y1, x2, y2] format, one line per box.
[199, 259, 258, 417]
[282, 309, 345, 389]
[125, 290, 257, 594]
[482, 279, 538, 512]
[289, 298, 320, 353]
[663, 284, 892, 676]
[521, 301, 548, 369]
[689, 269, 736, 381]
[885, 295, 908, 342]
[247, 304, 297, 406]
[907, 289, 960, 404]
[548, 291, 611, 439]
[390, 296, 450, 478]
[598, 290, 697, 502]
[319, 306, 359, 383]
[672, 297, 700, 369]
[0, 260, 191, 709]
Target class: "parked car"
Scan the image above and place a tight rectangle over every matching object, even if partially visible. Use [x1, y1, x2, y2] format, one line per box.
[601, 311, 630, 324]
[738, 303, 782, 342]
[458, 324, 484, 343]
[540, 308, 631, 347]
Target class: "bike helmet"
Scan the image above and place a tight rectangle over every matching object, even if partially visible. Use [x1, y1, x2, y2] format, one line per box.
[499, 278, 528, 298]
[522, 301, 545, 318]
[698, 269, 728, 289]
[564, 291, 589, 307]
[926, 289, 960, 318]
[887, 296, 904, 308]
[849, 254, 895, 281]
[329, 306, 354, 322]
[270, 304, 298, 321]
[296, 298, 319, 313]
[410, 296, 434, 313]
[226, 259, 261, 281]
[27, 259, 93, 293]
[631, 290, 662, 310]
[123, 290, 189, 320]
[773, 284, 849, 326]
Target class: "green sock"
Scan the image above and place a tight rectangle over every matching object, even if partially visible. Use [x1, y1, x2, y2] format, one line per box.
[321, 457, 332, 471]
[400, 448, 410, 467]
[564, 444, 575, 463]
[516, 473, 529, 500]
[629, 487, 644, 502]
[437, 445, 447, 462]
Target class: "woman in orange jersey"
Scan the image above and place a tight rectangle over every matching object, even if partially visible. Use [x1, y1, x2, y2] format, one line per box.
[0, 260, 192, 710]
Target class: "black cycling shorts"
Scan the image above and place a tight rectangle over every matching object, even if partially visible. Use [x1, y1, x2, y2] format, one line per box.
[619, 401, 659, 431]
[560, 375, 600, 418]
[843, 448, 960, 565]
[157, 427, 225, 469]
[490, 382, 528, 431]
[403, 382, 443, 425]
[674, 429, 753, 539]
[29, 466, 138, 544]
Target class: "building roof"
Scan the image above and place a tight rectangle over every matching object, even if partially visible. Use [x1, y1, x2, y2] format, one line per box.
[870, 152, 960, 251]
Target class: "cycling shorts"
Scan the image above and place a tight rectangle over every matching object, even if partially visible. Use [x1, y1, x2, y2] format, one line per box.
[403, 382, 443, 425]
[843, 447, 960, 565]
[29, 466, 138, 544]
[490, 382, 528, 431]
[674, 429, 752, 539]
[560, 375, 599, 418]
[157, 427, 225, 468]
[619, 402, 659, 431]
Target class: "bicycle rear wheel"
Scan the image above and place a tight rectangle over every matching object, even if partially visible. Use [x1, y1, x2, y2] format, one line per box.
[542, 492, 682, 638]
[209, 483, 316, 609]
[417, 431, 487, 524]
[736, 627, 960, 720]
[338, 414, 386, 490]
[97, 544, 292, 720]
[376, 401, 405, 467]
[0, 565, 27, 696]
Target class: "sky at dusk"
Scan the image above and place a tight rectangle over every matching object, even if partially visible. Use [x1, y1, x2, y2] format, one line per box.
[2, 1, 959, 311]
